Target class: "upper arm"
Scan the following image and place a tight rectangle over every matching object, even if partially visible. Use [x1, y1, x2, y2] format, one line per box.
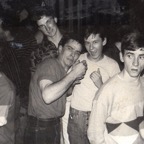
[39, 79, 53, 91]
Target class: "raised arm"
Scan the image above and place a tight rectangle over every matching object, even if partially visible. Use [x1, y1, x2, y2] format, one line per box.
[40, 61, 87, 104]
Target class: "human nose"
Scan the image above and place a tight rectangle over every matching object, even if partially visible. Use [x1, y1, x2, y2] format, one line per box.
[89, 43, 93, 50]
[71, 51, 75, 58]
[133, 56, 139, 66]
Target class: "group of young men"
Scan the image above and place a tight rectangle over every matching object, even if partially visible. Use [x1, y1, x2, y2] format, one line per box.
[0, 5, 144, 144]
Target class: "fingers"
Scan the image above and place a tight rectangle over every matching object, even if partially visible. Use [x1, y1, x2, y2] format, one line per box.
[97, 68, 100, 75]
[81, 60, 87, 67]
[90, 70, 101, 78]
[75, 60, 80, 64]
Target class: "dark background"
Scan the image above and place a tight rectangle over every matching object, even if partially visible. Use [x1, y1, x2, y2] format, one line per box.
[0, 0, 144, 33]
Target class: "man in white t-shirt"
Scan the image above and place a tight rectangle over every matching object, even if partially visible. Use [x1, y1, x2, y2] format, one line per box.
[68, 25, 120, 144]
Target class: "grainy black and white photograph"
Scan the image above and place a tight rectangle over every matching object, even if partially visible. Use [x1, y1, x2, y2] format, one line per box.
[0, 0, 144, 144]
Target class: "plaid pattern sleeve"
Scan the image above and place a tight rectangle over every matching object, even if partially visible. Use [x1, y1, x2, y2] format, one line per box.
[30, 36, 60, 74]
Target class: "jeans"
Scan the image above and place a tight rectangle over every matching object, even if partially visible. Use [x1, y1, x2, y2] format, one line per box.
[24, 116, 61, 144]
[68, 107, 90, 144]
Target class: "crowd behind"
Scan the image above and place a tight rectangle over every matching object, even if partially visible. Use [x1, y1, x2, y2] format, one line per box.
[0, 4, 144, 144]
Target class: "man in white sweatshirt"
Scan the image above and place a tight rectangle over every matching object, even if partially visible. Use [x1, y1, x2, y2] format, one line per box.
[88, 30, 144, 144]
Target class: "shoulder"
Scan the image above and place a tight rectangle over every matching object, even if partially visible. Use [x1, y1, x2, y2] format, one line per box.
[94, 74, 118, 100]
[104, 55, 119, 64]
[37, 58, 57, 68]
[0, 73, 15, 97]
[103, 55, 120, 71]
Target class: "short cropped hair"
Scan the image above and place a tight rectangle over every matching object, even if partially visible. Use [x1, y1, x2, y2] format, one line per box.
[30, 6, 56, 21]
[84, 25, 106, 41]
[121, 30, 144, 54]
[59, 33, 83, 48]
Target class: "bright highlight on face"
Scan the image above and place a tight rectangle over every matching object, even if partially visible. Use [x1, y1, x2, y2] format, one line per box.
[59, 39, 82, 69]
[84, 34, 106, 61]
[122, 48, 144, 78]
[37, 15, 57, 37]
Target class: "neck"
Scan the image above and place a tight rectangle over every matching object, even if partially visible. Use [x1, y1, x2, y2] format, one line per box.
[47, 30, 62, 48]
[119, 69, 140, 82]
[87, 53, 104, 62]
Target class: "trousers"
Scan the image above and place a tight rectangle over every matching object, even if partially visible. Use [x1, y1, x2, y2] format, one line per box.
[68, 107, 91, 144]
[24, 115, 61, 144]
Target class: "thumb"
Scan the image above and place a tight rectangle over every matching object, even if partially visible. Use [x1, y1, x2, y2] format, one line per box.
[74, 60, 80, 65]
[97, 68, 100, 74]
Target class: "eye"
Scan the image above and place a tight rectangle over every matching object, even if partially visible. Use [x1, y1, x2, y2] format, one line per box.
[39, 25, 45, 29]
[66, 46, 73, 51]
[46, 18, 53, 25]
[139, 55, 144, 60]
[85, 42, 89, 46]
[93, 40, 98, 44]
[127, 54, 133, 59]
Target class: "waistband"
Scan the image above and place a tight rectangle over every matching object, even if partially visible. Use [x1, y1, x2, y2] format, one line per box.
[70, 107, 91, 115]
[27, 115, 61, 127]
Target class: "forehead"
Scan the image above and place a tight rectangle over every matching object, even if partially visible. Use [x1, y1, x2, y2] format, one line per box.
[37, 16, 52, 25]
[65, 39, 82, 51]
[84, 34, 101, 42]
[125, 48, 144, 55]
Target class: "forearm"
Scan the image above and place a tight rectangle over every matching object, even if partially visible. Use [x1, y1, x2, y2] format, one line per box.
[88, 100, 106, 144]
[42, 72, 76, 104]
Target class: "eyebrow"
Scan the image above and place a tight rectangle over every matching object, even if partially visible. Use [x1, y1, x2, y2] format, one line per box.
[125, 51, 134, 55]
[139, 54, 144, 56]
[139, 48, 144, 51]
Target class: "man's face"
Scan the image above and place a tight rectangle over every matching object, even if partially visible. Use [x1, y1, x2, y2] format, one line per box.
[121, 48, 144, 78]
[59, 39, 82, 69]
[84, 34, 106, 60]
[37, 16, 57, 37]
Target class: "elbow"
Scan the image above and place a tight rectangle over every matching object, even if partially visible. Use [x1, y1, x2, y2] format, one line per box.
[42, 92, 53, 104]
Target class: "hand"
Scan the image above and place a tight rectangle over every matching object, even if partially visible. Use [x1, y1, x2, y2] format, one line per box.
[90, 68, 103, 88]
[71, 60, 87, 81]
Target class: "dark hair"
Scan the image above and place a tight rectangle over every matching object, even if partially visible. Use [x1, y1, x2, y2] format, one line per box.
[121, 30, 144, 54]
[59, 33, 83, 48]
[84, 25, 106, 41]
[0, 39, 7, 64]
[30, 6, 56, 21]
[113, 25, 132, 43]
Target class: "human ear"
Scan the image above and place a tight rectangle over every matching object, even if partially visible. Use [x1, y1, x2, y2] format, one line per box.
[58, 45, 63, 54]
[119, 52, 124, 62]
[102, 38, 107, 46]
[54, 17, 57, 23]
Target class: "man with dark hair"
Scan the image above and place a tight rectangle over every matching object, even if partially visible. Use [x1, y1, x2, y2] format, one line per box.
[68, 25, 120, 144]
[88, 30, 144, 144]
[104, 25, 132, 70]
[30, 6, 66, 74]
[24, 35, 87, 144]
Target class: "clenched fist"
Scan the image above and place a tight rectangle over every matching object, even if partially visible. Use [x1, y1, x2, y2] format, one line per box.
[71, 60, 87, 81]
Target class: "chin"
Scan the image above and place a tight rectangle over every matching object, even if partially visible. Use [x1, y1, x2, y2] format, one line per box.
[130, 74, 139, 78]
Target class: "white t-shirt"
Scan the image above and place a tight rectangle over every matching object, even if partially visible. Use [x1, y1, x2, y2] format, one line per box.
[71, 53, 120, 111]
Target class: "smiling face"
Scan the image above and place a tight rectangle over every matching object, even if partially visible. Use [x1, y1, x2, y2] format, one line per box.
[37, 15, 58, 37]
[84, 34, 106, 61]
[59, 39, 82, 70]
[120, 48, 144, 78]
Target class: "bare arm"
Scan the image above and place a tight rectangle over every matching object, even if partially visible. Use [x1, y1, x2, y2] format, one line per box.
[40, 61, 87, 104]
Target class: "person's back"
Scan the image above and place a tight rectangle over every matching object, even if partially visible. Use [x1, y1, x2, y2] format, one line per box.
[0, 72, 15, 144]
